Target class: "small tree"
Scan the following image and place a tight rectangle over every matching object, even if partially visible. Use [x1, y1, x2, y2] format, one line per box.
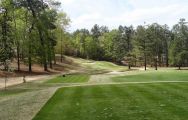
[124, 52, 136, 70]
[177, 51, 188, 69]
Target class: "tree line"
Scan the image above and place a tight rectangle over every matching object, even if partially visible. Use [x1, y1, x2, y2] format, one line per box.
[62, 19, 188, 70]
[0, 0, 69, 72]
[0, 0, 188, 72]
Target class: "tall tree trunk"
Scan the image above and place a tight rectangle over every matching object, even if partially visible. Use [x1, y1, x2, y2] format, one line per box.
[60, 29, 63, 63]
[144, 54, 147, 71]
[144, 40, 147, 71]
[28, 42, 32, 72]
[164, 31, 169, 67]
[178, 65, 181, 70]
[13, 9, 21, 71]
[50, 59, 52, 69]
[166, 49, 169, 67]
[155, 58, 158, 70]
[28, 58, 32, 72]
[128, 64, 131, 70]
[28, 23, 34, 73]
[21, 46, 24, 60]
[17, 44, 20, 71]
[38, 29, 48, 71]
[49, 52, 52, 69]
[48, 47, 53, 69]
[53, 48, 56, 65]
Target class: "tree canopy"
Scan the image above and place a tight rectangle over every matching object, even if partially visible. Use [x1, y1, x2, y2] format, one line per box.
[0, 0, 188, 72]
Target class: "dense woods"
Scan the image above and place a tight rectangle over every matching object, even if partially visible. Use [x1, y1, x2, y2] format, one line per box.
[0, 0, 188, 73]
[64, 20, 188, 70]
[0, 0, 70, 72]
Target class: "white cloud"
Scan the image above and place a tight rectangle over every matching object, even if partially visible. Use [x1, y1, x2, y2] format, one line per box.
[61, 0, 76, 5]
[58, 0, 188, 31]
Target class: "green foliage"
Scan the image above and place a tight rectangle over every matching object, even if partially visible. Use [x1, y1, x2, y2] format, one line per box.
[0, 0, 70, 71]
[102, 30, 119, 60]
[0, 0, 14, 67]
[170, 19, 188, 68]
[0, 0, 188, 72]
[61, 20, 188, 69]
[66, 25, 135, 64]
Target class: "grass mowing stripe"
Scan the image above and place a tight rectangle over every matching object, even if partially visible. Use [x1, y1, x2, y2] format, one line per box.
[77, 86, 96, 120]
[79, 86, 105, 120]
[54, 88, 79, 120]
[110, 85, 146, 119]
[59, 87, 86, 120]
[46, 75, 90, 83]
[132, 84, 180, 120]
[98, 85, 121, 120]
[114, 84, 162, 120]
[148, 83, 188, 100]
[63, 87, 85, 120]
[89, 85, 117, 120]
[154, 83, 188, 100]
[136, 84, 188, 120]
[148, 83, 188, 112]
[33, 83, 188, 120]
[112, 71, 188, 83]
[33, 87, 77, 120]
[167, 83, 188, 90]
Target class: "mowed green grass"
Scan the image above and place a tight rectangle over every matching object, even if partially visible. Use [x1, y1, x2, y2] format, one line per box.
[69, 56, 127, 72]
[46, 75, 90, 83]
[112, 70, 188, 82]
[90, 61, 127, 71]
[33, 83, 188, 120]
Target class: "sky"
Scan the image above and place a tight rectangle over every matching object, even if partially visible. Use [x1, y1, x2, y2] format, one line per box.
[58, 0, 188, 32]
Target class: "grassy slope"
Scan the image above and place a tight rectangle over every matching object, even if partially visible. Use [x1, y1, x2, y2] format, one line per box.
[46, 75, 90, 83]
[0, 56, 127, 120]
[112, 70, 188, 82]
[33, 83, 188, 120]
[67, 56, 127, 73]
[1, 56, 188, 120]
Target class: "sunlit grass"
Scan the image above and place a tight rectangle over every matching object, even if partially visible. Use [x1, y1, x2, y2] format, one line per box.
[112, 70, 188, 82]
[33, 83, 188, 120]
[46, 74, 90, 83]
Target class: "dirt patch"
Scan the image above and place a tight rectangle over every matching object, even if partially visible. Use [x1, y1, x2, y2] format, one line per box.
[0, 57, 81, 78]
[0, 74, 59, 89]
[0, 87, 58, 120]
